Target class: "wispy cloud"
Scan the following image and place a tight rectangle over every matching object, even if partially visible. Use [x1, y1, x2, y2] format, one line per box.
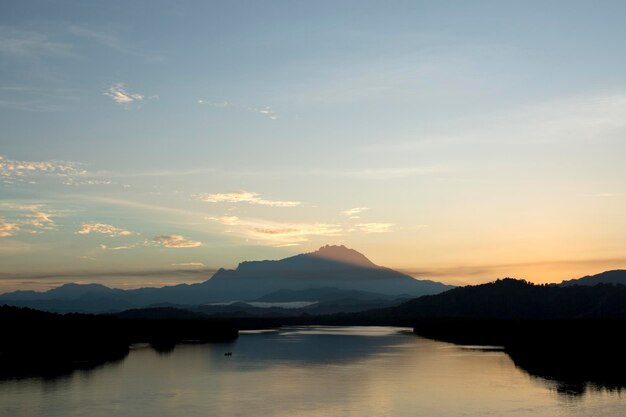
[0, 154, 87, 183]
[0, 268, 220, 292]
[152, 235, 202, 248]
[310, 166, 446, 180]
[104, 83, 144, 105]
[206, 215, 241, 225]
[197, 99, 231, 107]
[0, 154, 111, 186]
[250, 106, 278, 120]
[24, 209, 56, 231]
[0, 27, 72, 58]
[207, 215, 342, 245]
[363, 93, 626, 152]
[67, 25, 162, 61]
[0, 218, 19, 237]
[195, 191, 301, 207]
[0, 203, 57, 235]
[197, 99, 278, 120]
[342, 207, 368, 219]
[0, 85, 83, 112]
[596, 193, 625, 198]
[77, 223, 132, 237]
[99, 243, 137, 251]
[355, 223, 394, 233]
[171, 262, 205, 267]
[249, 223, 342, 243]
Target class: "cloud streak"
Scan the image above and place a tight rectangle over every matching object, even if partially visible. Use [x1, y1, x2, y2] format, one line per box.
[206, 215, 241, 225]
[250, 106, 278, 120]
[309, 166, 446, 180]
[248, 223, 342, 245]
[195, 191, 301, 207]
[171, 262, 205, 267]
[355, 223, 394, 233]
[0, 27, 72, 58]
[197, 99, 231, 107]
[99, 244, 137, 251]
[363, 93, 626, 152]
[196, 99, 278, 119]
[152, 235, 202, 248]
[207, 215, 342, 245]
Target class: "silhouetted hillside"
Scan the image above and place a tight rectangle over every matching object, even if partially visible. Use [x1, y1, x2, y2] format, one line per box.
[0, 305, 238, 378]
[560, 269, 626, 287]
[389, 278, 626, 320]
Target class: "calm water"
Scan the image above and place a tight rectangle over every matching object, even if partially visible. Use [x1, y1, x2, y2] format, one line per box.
[1, 326, 624, 416]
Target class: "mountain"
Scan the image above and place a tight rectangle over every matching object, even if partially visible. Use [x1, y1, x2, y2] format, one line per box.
[254, 287, 409, 302]
[0, 245, 453, 312]
[187, 245, 453, 302]
[0, 283, 120, 301]
[560, 269, 626, 287]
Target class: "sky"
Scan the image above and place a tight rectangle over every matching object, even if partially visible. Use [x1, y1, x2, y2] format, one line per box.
[1, 1, 625, 292]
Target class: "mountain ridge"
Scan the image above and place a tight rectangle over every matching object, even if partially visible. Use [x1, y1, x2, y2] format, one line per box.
[0, 245, 452, 312]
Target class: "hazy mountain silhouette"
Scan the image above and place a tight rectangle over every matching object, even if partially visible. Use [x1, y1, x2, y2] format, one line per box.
[1, 283, 122, 301]
[0, 245, 452, 312]
[560, 269, 626, 287]
[254, 287, 410, 302]
[198, 245, 452, 302]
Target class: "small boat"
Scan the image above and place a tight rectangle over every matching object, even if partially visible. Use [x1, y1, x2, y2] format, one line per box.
[224, 352, 232, 356]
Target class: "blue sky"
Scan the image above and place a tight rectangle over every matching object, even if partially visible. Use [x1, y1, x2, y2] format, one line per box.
[1, 1, 626, 291]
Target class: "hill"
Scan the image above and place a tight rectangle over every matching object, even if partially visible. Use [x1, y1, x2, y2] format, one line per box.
[382, 278, 626, 321]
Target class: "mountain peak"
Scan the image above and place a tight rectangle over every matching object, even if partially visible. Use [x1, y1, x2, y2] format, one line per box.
[306, 245, 379, 268]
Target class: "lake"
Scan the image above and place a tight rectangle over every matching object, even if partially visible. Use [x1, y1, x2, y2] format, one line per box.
[1, 326, 624, 416]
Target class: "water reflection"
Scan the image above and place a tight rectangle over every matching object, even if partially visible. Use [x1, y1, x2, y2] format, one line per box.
[507, 351, 626, 398]
[1, 326, 625, 417]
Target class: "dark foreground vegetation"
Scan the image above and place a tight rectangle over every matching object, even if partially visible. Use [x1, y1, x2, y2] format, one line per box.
[0, 305, 239, 379]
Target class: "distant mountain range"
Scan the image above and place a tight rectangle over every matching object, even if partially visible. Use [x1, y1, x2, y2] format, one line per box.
[2, 246, 623, 315]
[0, 245, 452, 313]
